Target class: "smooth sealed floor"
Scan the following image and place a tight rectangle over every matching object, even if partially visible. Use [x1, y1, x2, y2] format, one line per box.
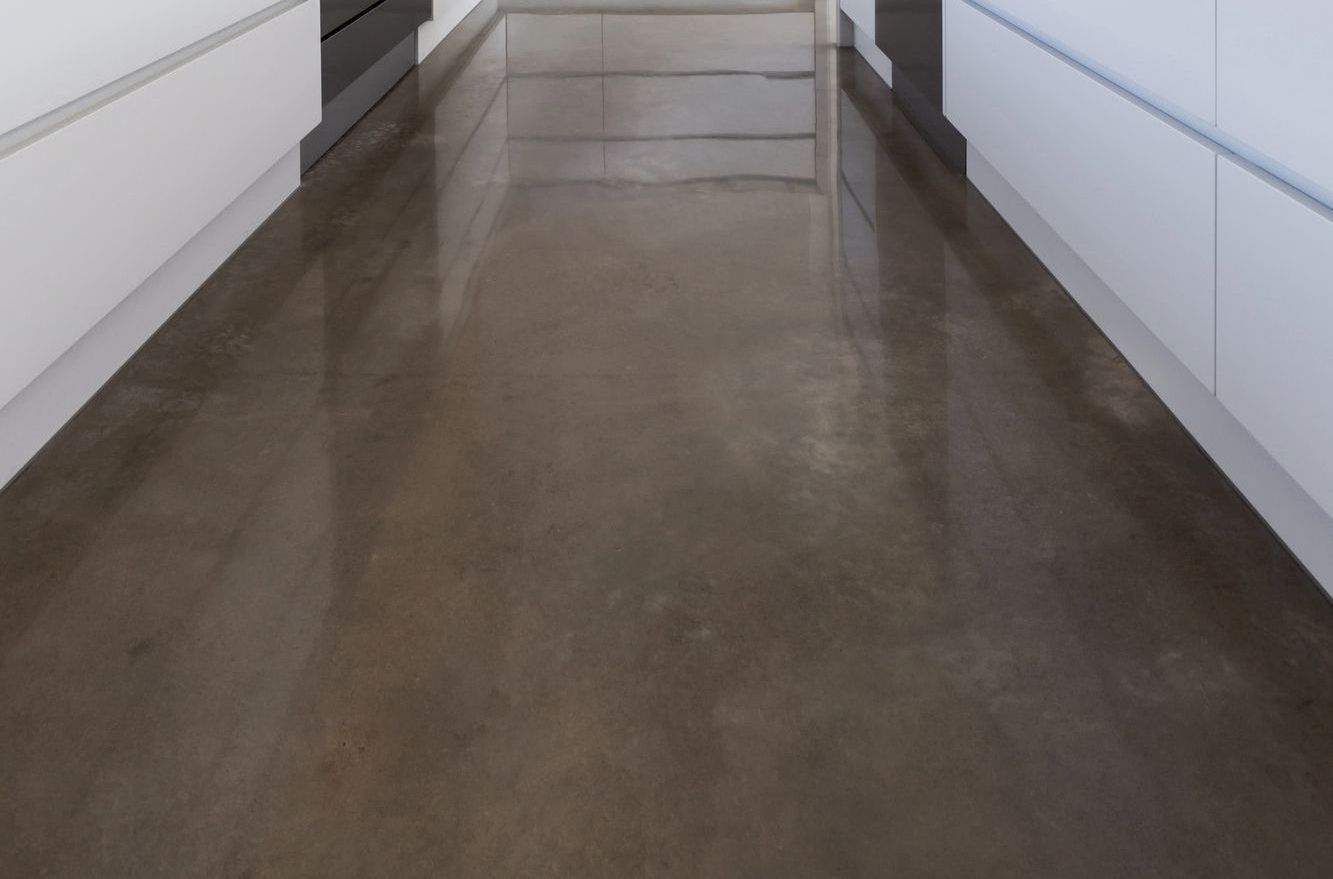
[4, 5, 1333, 877]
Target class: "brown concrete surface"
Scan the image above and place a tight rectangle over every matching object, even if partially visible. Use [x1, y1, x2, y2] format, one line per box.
[2, 6, 1332, 877]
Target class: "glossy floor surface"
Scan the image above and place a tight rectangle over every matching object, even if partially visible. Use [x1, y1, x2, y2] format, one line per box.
[5, 5, 1333, 877]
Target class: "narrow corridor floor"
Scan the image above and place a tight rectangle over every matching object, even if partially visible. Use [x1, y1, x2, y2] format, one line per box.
[3, 6, 1333, 878]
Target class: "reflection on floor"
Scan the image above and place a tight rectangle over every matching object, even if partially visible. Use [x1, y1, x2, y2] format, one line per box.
[475, 11, 818, 188]
[2, 5, 1333, 878]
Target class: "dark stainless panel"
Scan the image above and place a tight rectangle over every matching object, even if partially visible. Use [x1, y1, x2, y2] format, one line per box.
[875, 0, 943, 109]
[321, 0, 431, 101]
[302, 33, 417, 170]
[875, 0, 965, 171]
[322, 0, 377, 37]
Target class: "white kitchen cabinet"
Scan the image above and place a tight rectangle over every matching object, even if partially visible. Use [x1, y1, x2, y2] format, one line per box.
[841, 0, 876, 40]
[1217, 157, 1333, 518]
[0, 1, 319, 411]
[0, 0, 284, 135]
[1218, 0, 1333, 198]
[974, 0, 1214, 123]
[945, 0, 1218, 389]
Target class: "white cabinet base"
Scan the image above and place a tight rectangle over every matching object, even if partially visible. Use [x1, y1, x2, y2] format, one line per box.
[852, 24, 893, 88]
[840, 0, 875, 45]
[419, 0, 487, 61]
[838, 14, 892, 89]
[0, 149, 299, 490]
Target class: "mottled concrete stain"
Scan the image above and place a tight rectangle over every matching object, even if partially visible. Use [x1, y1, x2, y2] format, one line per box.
[1, 7, 1332, 878]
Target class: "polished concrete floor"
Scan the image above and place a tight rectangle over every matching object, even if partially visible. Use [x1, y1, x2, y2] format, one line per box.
[4, 5, 1333, 877]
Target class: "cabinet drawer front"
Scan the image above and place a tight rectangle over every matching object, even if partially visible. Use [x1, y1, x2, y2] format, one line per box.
[0, 0, 283, 135]
[975, 0, 1215, 123]
[1218, 0, 1333, 199]
[0, 2, 319, 410]
[1217, 158, 1333, 518]
[945, 0, 1217, 388]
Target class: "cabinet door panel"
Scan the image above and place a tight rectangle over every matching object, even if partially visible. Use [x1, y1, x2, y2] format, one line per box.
[0, 3, 319, 410]
[945, 0, 1217, 388]
[1217, 158, 1333, 518]
[1, 0, 282, 134]
[1218, 0, 1333, 197]
[977, 0, 1214, 122]
[841, 0, 876, 39]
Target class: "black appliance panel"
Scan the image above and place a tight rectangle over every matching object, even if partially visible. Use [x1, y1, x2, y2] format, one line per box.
[874, 0, 966, 171]
[875, 0, 943, 109]
[321, 0, 428, 100]
[322, 0, 378, 38]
